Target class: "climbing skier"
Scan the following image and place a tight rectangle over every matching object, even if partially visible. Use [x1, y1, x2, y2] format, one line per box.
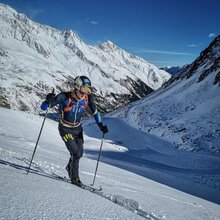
[40, 76, 108, 187]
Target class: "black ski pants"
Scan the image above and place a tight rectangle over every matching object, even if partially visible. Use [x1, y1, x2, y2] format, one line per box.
[59, 124, 84, 180]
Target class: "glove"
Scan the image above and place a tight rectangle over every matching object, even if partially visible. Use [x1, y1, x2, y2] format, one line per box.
[40, 101, 49, 111]
[46, 93, 55, 103]
[98, 122, 108, 134]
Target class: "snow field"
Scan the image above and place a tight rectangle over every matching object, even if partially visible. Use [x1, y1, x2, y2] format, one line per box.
[0, 108, 220, 219]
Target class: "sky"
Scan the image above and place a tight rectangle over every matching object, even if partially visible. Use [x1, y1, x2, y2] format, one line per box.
[1, 0, 220, 67]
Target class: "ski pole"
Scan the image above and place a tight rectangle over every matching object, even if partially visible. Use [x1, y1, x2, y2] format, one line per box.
[91, 133, 105, 186]
[26, 89, 54, 175]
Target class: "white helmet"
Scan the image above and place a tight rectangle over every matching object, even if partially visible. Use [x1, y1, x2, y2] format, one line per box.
[74, 76, 92, 94]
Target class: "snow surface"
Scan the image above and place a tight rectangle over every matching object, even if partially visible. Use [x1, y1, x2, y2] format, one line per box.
[112, 55, 220, 153]
[0, 107, 220, 220]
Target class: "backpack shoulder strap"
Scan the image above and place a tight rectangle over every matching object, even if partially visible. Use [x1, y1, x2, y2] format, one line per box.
[84, 94, 89, 108]
[63, 92, 73, 112]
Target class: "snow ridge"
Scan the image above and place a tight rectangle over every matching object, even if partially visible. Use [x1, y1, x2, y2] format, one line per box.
[0, 3, 171, 113]
[114, 35, 220, 153]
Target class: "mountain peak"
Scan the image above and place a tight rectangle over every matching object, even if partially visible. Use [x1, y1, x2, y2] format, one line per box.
[97, 40, 119, 51]
[0, 3, 17, 14]
[0, 3, 171, 113]
[182, 35, 220, 82]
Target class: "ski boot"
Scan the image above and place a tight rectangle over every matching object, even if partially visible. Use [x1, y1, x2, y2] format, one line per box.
[71, 177, 83, 187]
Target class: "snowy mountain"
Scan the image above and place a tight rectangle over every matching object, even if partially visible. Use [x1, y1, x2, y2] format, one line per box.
[1, 3, 220, 220]
[0, 3, 171, 113]
[160, 64, 189, 75]
[113, 35, 220, 153]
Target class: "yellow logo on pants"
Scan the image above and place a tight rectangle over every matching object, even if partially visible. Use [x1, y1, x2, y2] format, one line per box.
[63, 134, 74, 142]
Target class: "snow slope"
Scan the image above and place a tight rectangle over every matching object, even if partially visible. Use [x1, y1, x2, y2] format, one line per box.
[0, 107, 220, 220]
[113, 35, 220, 153]
[0, 3, 170, 112]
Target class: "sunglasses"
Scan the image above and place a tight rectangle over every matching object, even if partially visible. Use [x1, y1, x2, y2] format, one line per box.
[80, 85, 91, 94]
[77, 90, 86, 96]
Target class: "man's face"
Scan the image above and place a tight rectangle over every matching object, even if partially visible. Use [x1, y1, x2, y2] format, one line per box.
[75, 89, 85, 99]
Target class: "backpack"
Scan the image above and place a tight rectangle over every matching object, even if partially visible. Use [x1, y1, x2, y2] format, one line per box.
[63, 92, 88, 112]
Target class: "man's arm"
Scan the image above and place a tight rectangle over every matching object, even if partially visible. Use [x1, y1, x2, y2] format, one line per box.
[41, 92, 67, 110]
[88, 94, 108, 134]
[88, 94, 102, 124]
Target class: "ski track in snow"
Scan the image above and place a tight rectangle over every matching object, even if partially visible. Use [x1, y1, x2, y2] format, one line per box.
[0, 154, 160, 220]
[0, 138, 197, 220]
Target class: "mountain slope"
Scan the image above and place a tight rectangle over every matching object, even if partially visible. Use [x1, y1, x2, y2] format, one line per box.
[160, 65, 189, 75]
[113, 35, 220, 153]
[1, 107, 220, 219]
[0, 3, 170, 113]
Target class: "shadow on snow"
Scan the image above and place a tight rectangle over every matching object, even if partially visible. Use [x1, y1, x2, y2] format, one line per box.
[84, 117, 220, 204]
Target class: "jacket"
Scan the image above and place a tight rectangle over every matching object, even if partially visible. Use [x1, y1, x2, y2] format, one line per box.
[46, 91, 102, 127]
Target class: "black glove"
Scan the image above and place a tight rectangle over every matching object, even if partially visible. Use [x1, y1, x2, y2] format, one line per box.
[98, 122, 108, 134]
[46, 92, 55, 103]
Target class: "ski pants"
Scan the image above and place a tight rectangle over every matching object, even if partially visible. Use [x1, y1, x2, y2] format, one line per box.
[58, 124, 84, 180]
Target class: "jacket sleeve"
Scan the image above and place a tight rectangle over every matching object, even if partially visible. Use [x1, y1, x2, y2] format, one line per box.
[45, 92, 67, 108]
[88, 94, 102, 124]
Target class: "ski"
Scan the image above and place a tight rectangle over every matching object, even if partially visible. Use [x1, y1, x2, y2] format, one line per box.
[81, 183, 102, 192]
[51, 173, 102, 192]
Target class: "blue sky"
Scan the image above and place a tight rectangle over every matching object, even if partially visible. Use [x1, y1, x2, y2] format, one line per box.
[1, 0, 220, 67]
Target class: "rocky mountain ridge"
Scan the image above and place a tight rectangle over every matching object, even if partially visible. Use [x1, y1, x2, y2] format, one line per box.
[114, 35, 220, 153]
[0, 3, 170, 113]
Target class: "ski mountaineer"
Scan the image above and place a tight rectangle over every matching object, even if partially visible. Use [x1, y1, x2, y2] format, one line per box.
[40, 76, 108, 187]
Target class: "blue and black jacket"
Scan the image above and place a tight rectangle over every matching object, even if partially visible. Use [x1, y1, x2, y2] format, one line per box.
[44, 91, 102, 127]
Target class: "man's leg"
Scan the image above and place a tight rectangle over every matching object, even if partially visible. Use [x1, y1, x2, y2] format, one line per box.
[59, 126, 83, 183]
[65, 155, 72, 178]
[65, 138, 82, 179]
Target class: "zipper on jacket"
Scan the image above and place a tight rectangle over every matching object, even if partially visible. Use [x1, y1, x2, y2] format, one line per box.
[74, 101, 79, 125]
